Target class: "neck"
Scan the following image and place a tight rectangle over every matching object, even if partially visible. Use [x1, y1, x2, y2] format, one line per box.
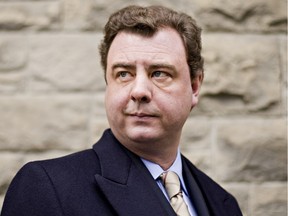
[111, 128, 181, 170]
[122, 140, 179, 170]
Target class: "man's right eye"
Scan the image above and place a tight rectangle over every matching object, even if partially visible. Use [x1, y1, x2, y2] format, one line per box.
[119, 71, 128, 77]
[116, 71, 133, 81]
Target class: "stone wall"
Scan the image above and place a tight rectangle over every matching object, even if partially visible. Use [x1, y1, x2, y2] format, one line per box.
[0, 0, 287, 215]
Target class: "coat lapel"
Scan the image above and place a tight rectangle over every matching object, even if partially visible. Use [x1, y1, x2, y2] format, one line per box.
[93, 130, 176, 216]
[182, 157, 211, 216]
[182, 155, 241, 216]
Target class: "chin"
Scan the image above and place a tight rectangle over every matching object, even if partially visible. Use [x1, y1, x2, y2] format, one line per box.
[126, 128, 162, 143]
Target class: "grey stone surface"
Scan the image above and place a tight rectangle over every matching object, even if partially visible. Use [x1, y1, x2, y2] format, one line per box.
[0, 1, 60, 30]
[193, 0, 287, 33]
[0, 34, 27, 71]
[181, 117, 212, 150]
[251, 183, 287, 216]
[0, 95, 91, 151]
[62, 0, 199, 31]
[197, 34, 282, 115]
[26, 33, 105, 92]
[90, 115, 109, 144]
[215, 119, 287, 182]
[0, 34, 28, 92]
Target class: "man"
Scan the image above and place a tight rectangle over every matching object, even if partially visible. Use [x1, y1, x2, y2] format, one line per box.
[1, 5, 243, 216]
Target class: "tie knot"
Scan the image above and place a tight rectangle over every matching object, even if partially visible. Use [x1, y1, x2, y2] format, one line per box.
[161, 171, 181, 199]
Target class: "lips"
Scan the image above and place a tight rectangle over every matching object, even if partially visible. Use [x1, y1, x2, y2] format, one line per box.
[124, 108, 160, 118]
[128, 112, 158, 118]
[124, 104, 161, 119]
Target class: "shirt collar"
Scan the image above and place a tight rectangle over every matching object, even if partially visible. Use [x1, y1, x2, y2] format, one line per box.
[141, 149, 188, 194]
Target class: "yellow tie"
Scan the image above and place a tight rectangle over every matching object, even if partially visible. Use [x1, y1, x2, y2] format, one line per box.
[161, 171, 190, 216]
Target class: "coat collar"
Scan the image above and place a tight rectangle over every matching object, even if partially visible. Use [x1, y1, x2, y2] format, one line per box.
[182, 156, 241, 216]
[182, 157, 211, 216]
[93, 129, 176, 216]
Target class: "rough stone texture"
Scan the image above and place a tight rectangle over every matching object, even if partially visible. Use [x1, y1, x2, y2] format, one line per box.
[0, 1, 60, 30]
[0, 95, 91, 151]
[0, 34, 28, 92]
[196, 34, 282, 115]
[90, 115, 109, 144]
[280, 36, 287, 113]
[0, 34, 27, 71]
[62, 0, 198, 31]
[181, 118, 212, 150]
[26, 33, 105, 92]
[182, 150, 213, 178]
[61, 0, 287, 33]
[216, 119, 286, 182]
[0, 1, 287, 215]
[193, 0, 287, 33]
[251, 183, 287, 216]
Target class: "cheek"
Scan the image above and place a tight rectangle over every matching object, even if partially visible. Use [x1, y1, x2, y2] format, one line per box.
[105, 87, 129, 111]
[157, 91, 192, 117]
[164, 85, 193, 108]
[169, 91, 192, 119]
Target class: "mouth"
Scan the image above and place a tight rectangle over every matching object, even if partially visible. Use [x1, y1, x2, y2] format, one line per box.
[129, 113, 158, 118]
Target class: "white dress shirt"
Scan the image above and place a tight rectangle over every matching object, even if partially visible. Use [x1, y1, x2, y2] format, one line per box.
[141, 149, 198, 216]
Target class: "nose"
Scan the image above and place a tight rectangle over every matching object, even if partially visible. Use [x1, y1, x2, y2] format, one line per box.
[130, 74, 152, 103]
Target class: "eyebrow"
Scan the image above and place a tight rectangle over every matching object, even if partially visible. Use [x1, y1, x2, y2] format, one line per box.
[112, 62, 176, 72]
[148, 63, 176, 72]
[112, 63, 136, 71]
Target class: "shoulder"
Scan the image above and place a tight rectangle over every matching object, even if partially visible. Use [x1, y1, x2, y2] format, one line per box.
[6, 149, 100, 203]
[1, 149, 101, 216]
[6, 148, 100, 195]
[22, 149, 100, 181]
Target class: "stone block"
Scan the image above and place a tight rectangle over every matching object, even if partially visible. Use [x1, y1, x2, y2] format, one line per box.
[62, 0, 197, 31]
[0, 73, 25, 93]
[279, 36, 287, 112]
[251, 183, 287, 216]
[192, 0, 287, 33]
[90, 115, 109, 144]
[215, 119, 287, 182]
[62, 0, 132, 31]
[0, 95, 91, 151]
[0, 34, 27, 71]
[91, 92, 106, 116]
[279, 36, 287, 78]
[0, 34, 28, 92]
[181, 117, 212, 150]
[0, 1, 60, 30]
[196, 34, 282, 115]
[61, 0, 287, 33]
[181, 150, 212, 178]
[26, 33, 106, 92]
[89, 91, 109, 143]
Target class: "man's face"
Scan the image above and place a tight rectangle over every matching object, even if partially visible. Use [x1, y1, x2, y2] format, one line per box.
[105, 27, 201, 149]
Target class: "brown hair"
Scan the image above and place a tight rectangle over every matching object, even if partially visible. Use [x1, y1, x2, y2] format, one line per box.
[99, 5, 204, 81]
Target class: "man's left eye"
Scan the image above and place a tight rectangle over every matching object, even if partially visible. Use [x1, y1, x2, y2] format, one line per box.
[152, 71, 167, 77]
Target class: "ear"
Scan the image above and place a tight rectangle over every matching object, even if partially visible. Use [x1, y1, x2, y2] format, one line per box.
[191, 71, 204, 109]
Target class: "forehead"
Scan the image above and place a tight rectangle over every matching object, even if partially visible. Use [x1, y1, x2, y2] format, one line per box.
[107, 28, 187, 66]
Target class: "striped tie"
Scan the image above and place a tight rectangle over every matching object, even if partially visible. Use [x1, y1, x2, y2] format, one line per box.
[161, 171, 190, 216]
